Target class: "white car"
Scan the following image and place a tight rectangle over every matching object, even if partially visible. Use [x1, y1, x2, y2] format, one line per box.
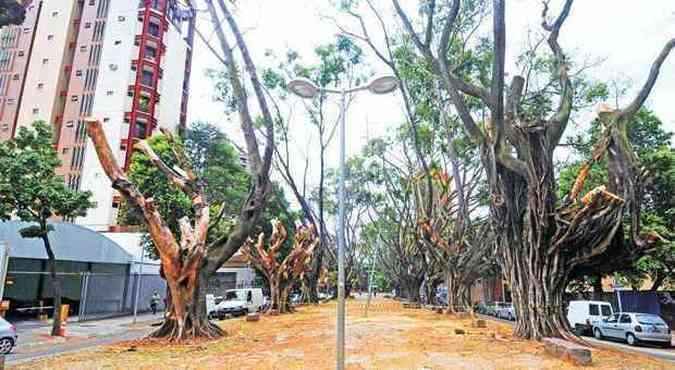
[0, 317, 17, 354]
[496, 304, 516, 321]
[566, 300, 613, 336]
[593, 312, 671, 348]
[207, 288, 264, 319]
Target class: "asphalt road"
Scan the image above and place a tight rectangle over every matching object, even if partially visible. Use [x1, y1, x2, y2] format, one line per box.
[478, 314, 675, 363]
[5, 327, 152, 365]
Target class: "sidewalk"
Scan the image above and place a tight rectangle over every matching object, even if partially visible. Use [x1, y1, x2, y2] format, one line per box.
[9, 312, 163, 359]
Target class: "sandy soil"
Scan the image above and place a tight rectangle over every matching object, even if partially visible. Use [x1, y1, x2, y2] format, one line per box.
[15, 298, 673, 369]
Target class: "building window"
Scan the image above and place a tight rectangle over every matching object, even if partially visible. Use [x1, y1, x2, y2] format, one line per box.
[7, 99, 15, 105]
[12, 74, 19, 81]
[62, 147, 68, 154]
[106, 90, 114, 96]
[103, 117, 110, 122]
[114, 40, 121, 45]
[148, 22, 161, 37]
[80, 45, 87, 52]
[135, 121, 147, 138]
[76, 70, 83, 76]
[118, 16, 125, 22]
[144, 45, 156, 60]
[52, 11, 59, 17]
[141, 70, 153, 86]
[23, 27, 30, 33]
[84, 22, 91, 29]
[66, 120, 74, 127]
[71, 95, 78, 102]
[138, 95, 150, 112]
[32, 108, 39, 114]
[42, 58, 48, 64]
[37, 83, 44, 89]
[18, 50, 24, 57]
[47, 35, 54, 40]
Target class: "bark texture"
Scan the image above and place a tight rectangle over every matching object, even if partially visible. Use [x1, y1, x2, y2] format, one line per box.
[241, 221, 318, 313]
[86, 119, 222, 341]
[391, 0, 674, 339]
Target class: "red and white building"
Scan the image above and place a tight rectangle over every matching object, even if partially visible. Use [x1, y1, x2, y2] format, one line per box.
[0, 0, 195, 231]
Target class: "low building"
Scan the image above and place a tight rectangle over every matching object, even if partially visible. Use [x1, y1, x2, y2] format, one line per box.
[0, 221, 259, 320]
[0, 220, 134, 319]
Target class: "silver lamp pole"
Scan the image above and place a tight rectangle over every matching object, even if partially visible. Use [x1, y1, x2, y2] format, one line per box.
[288, 76, 398, 370]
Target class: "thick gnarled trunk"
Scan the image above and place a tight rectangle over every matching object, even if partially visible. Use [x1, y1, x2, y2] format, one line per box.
[152, 269, 222, 339]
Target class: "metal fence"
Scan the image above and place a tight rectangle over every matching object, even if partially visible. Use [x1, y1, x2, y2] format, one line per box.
[79, 273, 167, 321]
[4, 271, 168, 321]
[5, 271, 266, 322]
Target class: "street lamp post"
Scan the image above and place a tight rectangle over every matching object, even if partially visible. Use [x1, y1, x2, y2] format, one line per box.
[288, 76, 398, 370]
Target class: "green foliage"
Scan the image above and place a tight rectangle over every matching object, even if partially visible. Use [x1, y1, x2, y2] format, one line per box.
[559, 109, 674, 288]
[119, 122, 250, 258]
[0, 121, 93, 236]
[119, 121, 297, 259]
[0, 0, 26, 28]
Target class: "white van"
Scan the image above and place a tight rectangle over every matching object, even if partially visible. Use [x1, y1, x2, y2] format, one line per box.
[566, 300, 614, 335]
[206, 288, 264, 320]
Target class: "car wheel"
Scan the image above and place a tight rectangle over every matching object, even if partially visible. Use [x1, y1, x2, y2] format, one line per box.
[658, 342, 671, 349]
[508, 313, 514, 321]
[626, 333, 638, 346]
[0, 338, 13, 354]
[593, 328, 603, 340]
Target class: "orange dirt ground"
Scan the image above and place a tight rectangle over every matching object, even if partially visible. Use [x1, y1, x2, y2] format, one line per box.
[15, 297, 674, 369]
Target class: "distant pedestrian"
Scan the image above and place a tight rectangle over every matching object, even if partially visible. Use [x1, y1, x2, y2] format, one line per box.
[150, 290, 161, 315]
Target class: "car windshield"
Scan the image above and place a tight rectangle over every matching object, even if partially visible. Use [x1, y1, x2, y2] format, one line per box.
[636, 315, 666, 325]
[600, 305, 612, 316]
[225, 291, 238, 300]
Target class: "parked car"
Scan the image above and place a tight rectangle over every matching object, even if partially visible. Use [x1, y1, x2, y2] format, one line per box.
[0, 317, 17, 354]
[485, 301, 510, 317]
[593, 312, 671, 348]
[473, 302, 489, 315]
[206, 288, 264, 319]
[566, 300, 613, 336]
[496, 304, 516, 321]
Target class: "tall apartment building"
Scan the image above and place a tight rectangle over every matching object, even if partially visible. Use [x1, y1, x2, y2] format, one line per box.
[0, 0, 195, 231]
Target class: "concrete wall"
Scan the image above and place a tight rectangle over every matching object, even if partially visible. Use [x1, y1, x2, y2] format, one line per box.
[76, 1, 140, 231]
[157, 21, 187, 133]
[15, 0, 77, 132]
[0, 2, 41, 140]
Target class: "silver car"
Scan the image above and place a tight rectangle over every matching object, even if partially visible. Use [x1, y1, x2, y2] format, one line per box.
[0, 317, 17, 354]
[593, 312, 671, 348]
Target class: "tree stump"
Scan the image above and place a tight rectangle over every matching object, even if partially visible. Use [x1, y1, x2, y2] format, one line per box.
[246, 313, 260, 322]
[454, 328, 466, 335]
[455, 312, 470, 319]
[472, 319, 487, 328]
[542, 337, 592, 366]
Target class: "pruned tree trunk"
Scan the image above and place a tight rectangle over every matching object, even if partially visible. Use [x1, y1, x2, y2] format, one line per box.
[242, 221, 318, 315]
[86, 119, 223, 341]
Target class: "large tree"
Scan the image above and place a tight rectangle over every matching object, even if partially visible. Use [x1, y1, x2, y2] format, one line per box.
[85, 1, 278, 341]
[389, 0, 673, 339]
[0, 121, 93, 336]
[559, 108, 674, 291]
[241, 221, 318, 313]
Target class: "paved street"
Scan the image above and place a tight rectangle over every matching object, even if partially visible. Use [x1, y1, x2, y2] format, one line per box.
[5, 313, 161, 365]
[479, 314, 675, 363]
